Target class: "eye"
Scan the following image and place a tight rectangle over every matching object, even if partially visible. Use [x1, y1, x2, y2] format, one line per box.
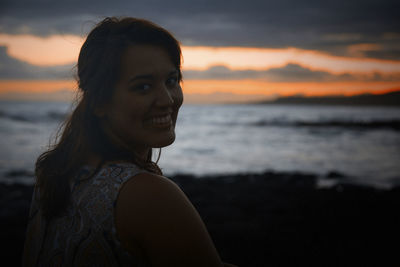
[132, 83, 151, 92]
[166, 76, 179, 87]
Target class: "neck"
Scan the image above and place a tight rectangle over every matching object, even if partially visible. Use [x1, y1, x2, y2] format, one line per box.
[100, 119, 151, 163]
[134, 148, 152, 162]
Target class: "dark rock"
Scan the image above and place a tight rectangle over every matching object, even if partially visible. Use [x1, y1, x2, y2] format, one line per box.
[326, 170, 346, 179]
[2, 171, 400, 267]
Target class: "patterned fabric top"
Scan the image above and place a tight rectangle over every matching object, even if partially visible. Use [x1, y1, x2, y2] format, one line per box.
[23, 162, 149, 267]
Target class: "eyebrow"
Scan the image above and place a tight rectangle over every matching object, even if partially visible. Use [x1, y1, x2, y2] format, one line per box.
[129, 70, 179, 83]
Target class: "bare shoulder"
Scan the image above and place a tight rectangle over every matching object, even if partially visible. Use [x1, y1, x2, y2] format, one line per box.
[119, 171, 182, 197]
[115, 172, 223, 267]
[116, 172, 188, 222]
[115, 172, 202, 239]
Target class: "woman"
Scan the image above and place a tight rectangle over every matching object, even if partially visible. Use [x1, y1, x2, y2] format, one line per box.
[23, 17, 236, 266]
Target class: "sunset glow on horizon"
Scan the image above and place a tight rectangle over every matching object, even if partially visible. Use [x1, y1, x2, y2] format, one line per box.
[1, 30, 400, 102]
[0, 78, 399, 103]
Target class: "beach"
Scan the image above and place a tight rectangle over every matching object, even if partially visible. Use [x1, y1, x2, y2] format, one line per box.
[2, 171, 399, 267]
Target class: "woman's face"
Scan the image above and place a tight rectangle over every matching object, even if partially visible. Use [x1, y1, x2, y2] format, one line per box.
[100, 44, 183, 158]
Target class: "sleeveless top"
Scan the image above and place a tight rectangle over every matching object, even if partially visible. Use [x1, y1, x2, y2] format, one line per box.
[23, 162, 149, 267]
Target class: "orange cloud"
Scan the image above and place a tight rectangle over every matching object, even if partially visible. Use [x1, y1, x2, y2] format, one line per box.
[182, 46, 400, 73]
[2, 33, 400, 75]
[347, 43, 382, 58]
[0, 34, 83, 66]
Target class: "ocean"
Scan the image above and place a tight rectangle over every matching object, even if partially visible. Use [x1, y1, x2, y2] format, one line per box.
[1, 100, 399, 188]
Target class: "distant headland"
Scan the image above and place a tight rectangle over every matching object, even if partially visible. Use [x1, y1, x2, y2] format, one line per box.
[257, 90, 400, 106]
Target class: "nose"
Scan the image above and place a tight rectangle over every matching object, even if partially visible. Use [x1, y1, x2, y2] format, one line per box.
[155, 85, 174, 107]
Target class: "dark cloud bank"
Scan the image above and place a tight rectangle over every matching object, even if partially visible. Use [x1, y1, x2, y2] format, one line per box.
[183, 64, 400, 82]
[1, 0, 400, 60]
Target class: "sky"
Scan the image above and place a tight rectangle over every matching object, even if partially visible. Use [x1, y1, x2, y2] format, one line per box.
[0, 0, 400, 103]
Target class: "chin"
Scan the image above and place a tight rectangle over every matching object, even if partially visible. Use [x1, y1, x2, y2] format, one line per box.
[152, 132, 176, 148]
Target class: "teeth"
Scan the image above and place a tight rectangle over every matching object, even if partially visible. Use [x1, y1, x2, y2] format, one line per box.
[152, 114, 171, 125]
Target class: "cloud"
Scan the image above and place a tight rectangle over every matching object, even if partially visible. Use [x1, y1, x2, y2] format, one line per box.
[183, 64, 400, 82]
[183, 92, 271, 104]
[0, 46, 74, 79]
[2, 44, 400, 82]
[0, 89, 74, 102]
[0, 0, 399, 60]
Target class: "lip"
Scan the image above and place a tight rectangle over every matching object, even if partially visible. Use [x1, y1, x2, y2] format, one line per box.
[146, 113, 173, 128]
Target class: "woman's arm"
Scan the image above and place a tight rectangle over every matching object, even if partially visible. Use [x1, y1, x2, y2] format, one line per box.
[115, 173, 225, 267]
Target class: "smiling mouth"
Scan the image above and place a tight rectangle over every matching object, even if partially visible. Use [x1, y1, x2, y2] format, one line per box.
[150, 114, 173, 128]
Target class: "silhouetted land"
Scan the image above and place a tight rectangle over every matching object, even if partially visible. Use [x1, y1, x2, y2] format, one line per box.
[258, 90, 400, 106]
[1, 172, 400, 266]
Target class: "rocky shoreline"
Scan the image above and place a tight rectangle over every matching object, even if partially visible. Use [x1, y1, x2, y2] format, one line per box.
[1, 171, 400, 266]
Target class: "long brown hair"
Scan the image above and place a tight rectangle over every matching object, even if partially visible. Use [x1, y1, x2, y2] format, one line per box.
[35, 17, 182, 220]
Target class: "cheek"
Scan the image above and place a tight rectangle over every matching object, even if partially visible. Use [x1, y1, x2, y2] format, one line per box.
[173, 86, 184, 107]
[107, 103, 141, 130]
[172, 89, 183, 125]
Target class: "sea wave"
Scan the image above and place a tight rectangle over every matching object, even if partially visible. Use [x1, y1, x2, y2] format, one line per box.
[0, 109, 67, 123]
[247, 119, 400, 130]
